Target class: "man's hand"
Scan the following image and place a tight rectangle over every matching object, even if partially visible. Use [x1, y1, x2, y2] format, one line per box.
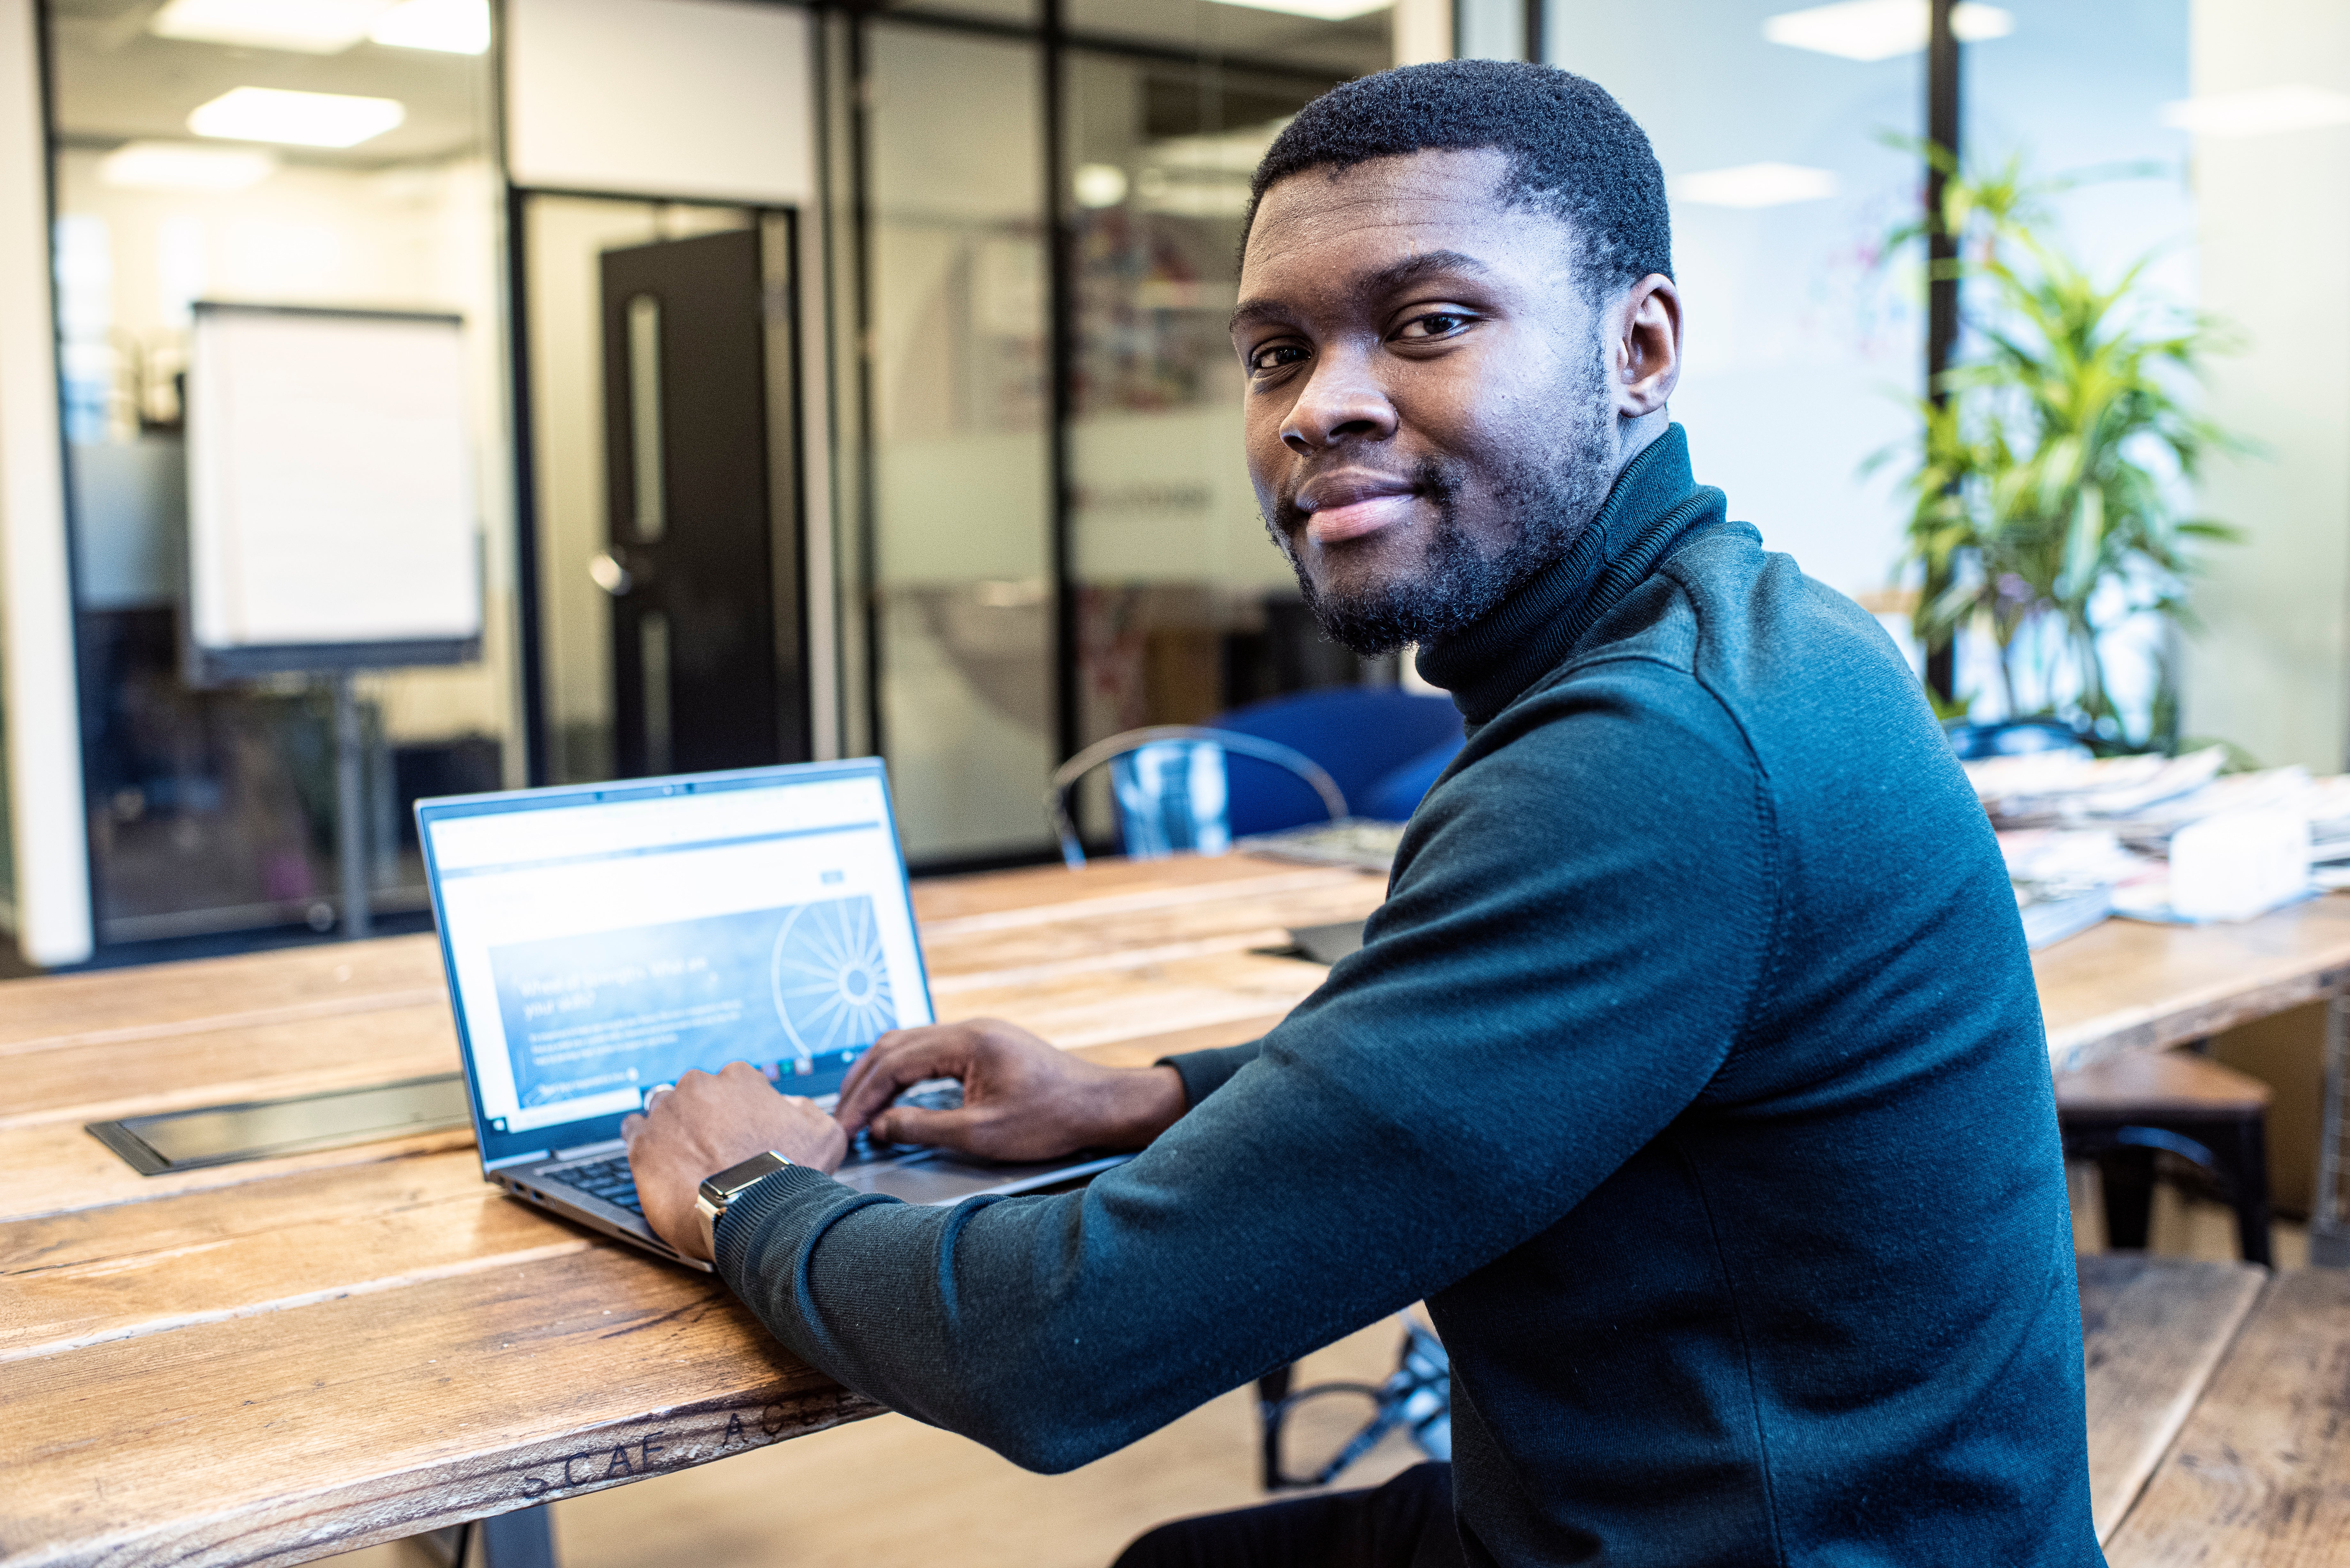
[621, 1061, 847, 1262]
[834, 1018, 1187, 1162]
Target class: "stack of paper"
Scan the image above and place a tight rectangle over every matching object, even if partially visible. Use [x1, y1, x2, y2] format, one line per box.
[1968, 747, 2339, 923]
[2307, 777, 2350, 884]
[1996, 829, 2153, 949]
[2014, 885, 2116, 949]
[1965, 747, 2229, 831]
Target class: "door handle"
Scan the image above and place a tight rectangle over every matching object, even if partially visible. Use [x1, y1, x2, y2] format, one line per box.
[589, 551, 634, 596]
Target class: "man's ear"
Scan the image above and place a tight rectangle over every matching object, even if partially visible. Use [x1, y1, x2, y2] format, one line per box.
[1611, 273, 1681, 420]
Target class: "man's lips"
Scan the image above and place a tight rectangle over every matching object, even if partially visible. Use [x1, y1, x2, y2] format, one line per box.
[1294, 477, 1420, 546]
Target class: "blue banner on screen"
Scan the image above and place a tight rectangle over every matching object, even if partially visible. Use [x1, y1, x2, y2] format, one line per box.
[490, 895, 898, 1108]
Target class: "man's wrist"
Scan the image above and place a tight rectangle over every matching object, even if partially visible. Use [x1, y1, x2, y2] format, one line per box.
[707, 1159, 850, 1282]
[696, 1150, 797, 1259]
[1090, 1065, 1188, 1150]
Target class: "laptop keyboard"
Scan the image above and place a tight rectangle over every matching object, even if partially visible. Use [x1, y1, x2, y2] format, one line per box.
[554, 1154, 641, 1213]
[853, 1077, 964, 1161]
[889, 1077, 965, 1116]
[543, 1079, 966, 1209]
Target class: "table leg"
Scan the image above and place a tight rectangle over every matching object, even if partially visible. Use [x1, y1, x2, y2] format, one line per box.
[479, 1506, 558, 1568]
[2098, 1147, 2157, 1252]
[2313, 993, 2350, 1268]
[2228, 1112, 2275, 1267]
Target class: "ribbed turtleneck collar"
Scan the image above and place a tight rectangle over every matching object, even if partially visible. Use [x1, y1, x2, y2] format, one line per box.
[1413, 424, 1725, 727]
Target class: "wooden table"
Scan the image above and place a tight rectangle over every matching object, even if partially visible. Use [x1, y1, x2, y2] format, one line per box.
[1, 855, 1386, 1568]
[2035, 893, 2350, 1074]
[7, 858, 2349, 1565]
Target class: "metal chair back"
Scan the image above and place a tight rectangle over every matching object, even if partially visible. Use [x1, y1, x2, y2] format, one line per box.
[1047, 726, 1347, 868]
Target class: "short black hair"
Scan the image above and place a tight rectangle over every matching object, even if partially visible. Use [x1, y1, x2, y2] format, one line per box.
[1245, 59, 1672, 301]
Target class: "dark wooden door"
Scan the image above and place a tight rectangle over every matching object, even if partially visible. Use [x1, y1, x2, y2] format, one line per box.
[600, 224, 807, 777]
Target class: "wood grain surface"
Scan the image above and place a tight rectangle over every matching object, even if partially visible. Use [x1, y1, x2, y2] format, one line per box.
[0, 1153, 574, 1363]
[7, 851, 2344, 1566]
[0, 1244, 871, 1568]
[2100, 1268, 2350, 1567]
[2075, 1254, 2265, 1543]
[0, 938, 445, 1059]
[0, 855, 1378, 1567]
[2035, 895, 2350, 1072]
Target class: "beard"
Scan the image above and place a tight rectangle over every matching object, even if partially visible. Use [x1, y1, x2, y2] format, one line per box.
[1265, 358, 1618, 658]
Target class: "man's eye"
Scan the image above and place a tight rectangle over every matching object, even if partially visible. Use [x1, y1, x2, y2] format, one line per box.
[1396, 312, 1470, 340]
[1247, 343, 1309, 372]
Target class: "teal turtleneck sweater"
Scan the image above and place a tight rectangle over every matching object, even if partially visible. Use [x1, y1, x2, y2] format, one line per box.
[717, 426, 2102, 1567]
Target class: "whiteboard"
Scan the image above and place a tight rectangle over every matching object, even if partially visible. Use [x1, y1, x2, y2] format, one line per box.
[186, 304, 481, 668]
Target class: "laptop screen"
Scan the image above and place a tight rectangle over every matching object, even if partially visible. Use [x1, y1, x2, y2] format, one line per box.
[416, 760, 933, 1169]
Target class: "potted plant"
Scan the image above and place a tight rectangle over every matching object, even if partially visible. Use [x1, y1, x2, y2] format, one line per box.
[1874, 147, 2245, 753]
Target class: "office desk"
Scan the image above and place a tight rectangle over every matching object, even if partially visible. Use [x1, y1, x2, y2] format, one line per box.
[2035, 893, 2350, 1073]
[0, 855, 1383, 1568]
[5, 857, 2344, 1566]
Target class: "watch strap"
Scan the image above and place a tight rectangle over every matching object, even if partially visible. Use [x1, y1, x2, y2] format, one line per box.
[696, 1150, 794, 1258]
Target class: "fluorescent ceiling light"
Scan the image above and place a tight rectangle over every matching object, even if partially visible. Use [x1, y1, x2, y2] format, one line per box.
[188, 87, 406, 148]
[150, 0, 393, 54]
[1764, 0, 2012, 62]
[2160, 84, 2350, 139]
[369, 0, 491, 54]
[1206, 0, 1394, 19]
[99, 139, 278, 192]
[1672, 162, 1840, 208]
[1073, 164, 1129, 208]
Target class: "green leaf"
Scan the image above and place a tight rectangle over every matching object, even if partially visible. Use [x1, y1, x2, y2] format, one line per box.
[1865, 141, 2248, 738]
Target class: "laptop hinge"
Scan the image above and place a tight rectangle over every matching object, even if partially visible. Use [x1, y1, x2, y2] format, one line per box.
[552, 1136, 628, 1161]
[484, 1150, 550, 1171]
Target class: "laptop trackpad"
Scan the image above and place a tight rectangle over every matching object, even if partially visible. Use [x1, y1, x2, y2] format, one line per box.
[837, 1150, 1132, 1205]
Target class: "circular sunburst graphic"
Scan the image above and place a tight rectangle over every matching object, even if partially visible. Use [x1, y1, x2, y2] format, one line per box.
[769, 895, 898, 1065]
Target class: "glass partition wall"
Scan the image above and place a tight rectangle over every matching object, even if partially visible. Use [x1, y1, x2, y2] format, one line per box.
[863, 20, 1055, 863]
[1065, 50, 1368, 754]
[43, 0, 515, 947]
[848, 1, 1400, 866]
[1542, 1, 1924, 642]
[1538, 1, 2193, 740]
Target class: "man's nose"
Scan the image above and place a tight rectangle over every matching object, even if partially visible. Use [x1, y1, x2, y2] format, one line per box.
[1281, 357, 1399, 454]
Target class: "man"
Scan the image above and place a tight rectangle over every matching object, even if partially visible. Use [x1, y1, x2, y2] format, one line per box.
[624, 59, 2103, 1567]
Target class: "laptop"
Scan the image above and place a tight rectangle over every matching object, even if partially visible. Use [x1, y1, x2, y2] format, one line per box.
[417, 758, 1132, 1271]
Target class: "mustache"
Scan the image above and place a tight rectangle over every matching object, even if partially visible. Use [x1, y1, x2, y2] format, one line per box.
[1272, 457, 1461, 536]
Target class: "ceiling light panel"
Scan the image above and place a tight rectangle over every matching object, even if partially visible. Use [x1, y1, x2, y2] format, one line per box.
[369, 0, 492, 55]
[99, 140, 279, 192]
[1672, 163, 1840, 209]
[2160, 85, 2350, 139]
[188, 87, 406, 149]
[1073, 164, 1130, 209]
[150, 0, 394, 54]
[1206, 0, 1395, 20]
[1763, 0, 2012, 63]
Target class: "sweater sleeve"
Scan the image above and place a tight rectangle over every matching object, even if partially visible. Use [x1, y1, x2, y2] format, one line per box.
[715, 661, 1775, 1473]
[1159, 1040, 1262, 1106]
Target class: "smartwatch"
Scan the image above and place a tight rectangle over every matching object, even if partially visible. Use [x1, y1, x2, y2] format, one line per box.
[695, 1151, 795, 1261]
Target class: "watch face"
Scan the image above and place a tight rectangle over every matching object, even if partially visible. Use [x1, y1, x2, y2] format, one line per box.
[705, 1151, 790, 1203]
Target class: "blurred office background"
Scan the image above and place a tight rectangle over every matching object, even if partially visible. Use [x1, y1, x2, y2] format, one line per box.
[0, 0, 2343, 967]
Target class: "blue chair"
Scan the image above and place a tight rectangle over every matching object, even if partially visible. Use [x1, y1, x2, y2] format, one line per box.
[1357, 739, 1466, 822]
[1047, 726, 1348, 868]
[1944, 717, 2091, 761]
[1208, 689, 1465, 833]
